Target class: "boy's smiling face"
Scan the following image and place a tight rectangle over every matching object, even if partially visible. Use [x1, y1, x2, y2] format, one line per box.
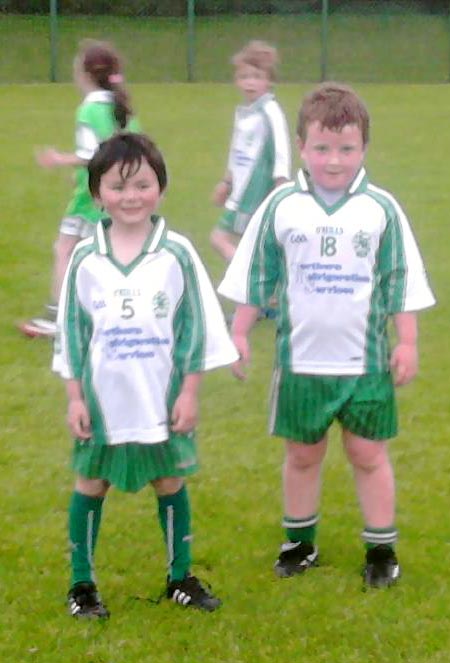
[299, 121, 366, 191]
[96, 160, 162, 228]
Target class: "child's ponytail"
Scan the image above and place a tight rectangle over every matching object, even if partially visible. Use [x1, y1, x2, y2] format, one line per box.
[107, 74, 132, 129]
[79, 40, 133, 129]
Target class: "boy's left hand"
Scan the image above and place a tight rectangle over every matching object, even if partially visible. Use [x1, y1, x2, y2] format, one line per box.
[390, 342, 418, 386]
[171, 392, 198, 433]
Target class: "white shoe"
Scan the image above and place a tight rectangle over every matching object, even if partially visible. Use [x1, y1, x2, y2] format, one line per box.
[18, 318, 57, 338]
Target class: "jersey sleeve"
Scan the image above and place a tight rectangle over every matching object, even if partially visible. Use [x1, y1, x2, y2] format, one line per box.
[266, 100, 291, 181]
[378, 200, 436, 313]
[172, 238, 239, 373]
[74, 123, 99, 160]
[218, 191, 282, 306]
[73, 103, 101, 160]
[52, 247, 92, 379]
[226, 111, 238, 175]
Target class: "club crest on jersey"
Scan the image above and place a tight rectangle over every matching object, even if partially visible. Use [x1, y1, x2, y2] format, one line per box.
[153, 291, 169, 318]
[245, 131, 255, 146]
[352, 231, 371, 257]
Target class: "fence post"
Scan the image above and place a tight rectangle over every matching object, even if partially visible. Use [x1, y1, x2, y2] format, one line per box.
[448, 3, 450, 83]
[187, 0, 195, 82]
[320, 0, 329, 82]
[49, 0, 58, 82]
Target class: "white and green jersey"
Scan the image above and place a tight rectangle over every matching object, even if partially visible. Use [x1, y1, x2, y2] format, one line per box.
[53, 217, 238, 445]
[225, 92, 291, 217]
[219, 168, 435, 375]
[65, 90, 140, 224]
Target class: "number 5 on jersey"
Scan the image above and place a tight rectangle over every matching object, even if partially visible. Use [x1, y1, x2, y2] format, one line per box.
[121, 298, 135, 319]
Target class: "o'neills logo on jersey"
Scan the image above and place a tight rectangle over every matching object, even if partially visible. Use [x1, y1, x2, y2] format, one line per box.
[153, 291, 170, 318]
[352, 231, 371, 257]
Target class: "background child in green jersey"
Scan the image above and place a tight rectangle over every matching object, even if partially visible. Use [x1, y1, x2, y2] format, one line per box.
[219, 83, 435, 588]
[20, 39, 139, 338]
[54, 133, 238, 618]
[210, 40, 291, 264]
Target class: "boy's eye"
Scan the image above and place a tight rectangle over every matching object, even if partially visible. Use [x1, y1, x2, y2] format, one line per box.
[315, 145, 328, 153]
[111, 184, 124, 191]
[341, 146, 354, 153]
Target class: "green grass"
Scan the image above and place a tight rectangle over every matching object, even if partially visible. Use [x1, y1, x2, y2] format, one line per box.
[0, 13, 449, 83]
[1, 82, 450, 662]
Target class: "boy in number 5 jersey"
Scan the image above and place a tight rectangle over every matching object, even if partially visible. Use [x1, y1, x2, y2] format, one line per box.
[219, 83, 435, 587]
[53, 133, 238, 618]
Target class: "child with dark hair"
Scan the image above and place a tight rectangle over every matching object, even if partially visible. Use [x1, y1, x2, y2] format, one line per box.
[53, 132, 238, 618]
[20, 39, 139, 338]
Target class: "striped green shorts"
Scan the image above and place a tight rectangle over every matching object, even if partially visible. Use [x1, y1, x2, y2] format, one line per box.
[216, 208, 251, 235]
[269, 369, 397, 443]
[72, 433, 198, 493]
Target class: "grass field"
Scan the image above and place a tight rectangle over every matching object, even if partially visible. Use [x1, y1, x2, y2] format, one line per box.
[0, 13, 449, 84]
[1, 81, 450, 662]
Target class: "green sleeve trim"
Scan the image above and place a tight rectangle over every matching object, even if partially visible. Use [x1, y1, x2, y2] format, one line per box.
[247, 184, 297, 306]
[164, 239, 206, 374]
[64, 245, 95, 379]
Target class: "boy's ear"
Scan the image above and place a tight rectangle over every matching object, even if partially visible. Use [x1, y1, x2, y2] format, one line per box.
[296, 136, 305, 158]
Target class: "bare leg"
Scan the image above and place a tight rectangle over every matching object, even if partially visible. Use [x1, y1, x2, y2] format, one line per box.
[343, 430, 395, 527]
[52, 233, 80, 302]
[210, 228, 239, 263]
[283, 437, 328, 518]
[75, 476, 110, 498]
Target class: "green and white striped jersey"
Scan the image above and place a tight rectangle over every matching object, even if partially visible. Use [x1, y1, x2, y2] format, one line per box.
[225, 92, 291, 217]
[65, 90, 140, 224]
[53, 217, 238, 445]
[219, 168, 435, 375]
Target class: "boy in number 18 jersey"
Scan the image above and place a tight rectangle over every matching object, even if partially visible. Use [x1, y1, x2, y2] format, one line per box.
[219, 83, 435, 588]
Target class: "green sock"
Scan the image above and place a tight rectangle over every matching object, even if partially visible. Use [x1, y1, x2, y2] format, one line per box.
[157, 485, 192, 582]
[362, 526, 397, 551]
[283, 515, 318, 544]
[68, 491, 104, 587]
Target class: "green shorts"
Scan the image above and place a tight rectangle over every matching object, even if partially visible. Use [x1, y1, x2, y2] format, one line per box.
[72, 433, 198, 493]
[216, 208, 251, 236]
[269, 369, 397, 443]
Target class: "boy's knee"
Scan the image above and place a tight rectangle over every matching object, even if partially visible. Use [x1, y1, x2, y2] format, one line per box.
[285, 439, 326, 470]
[75, 477, 109, 497]
[345, 437, 388, 472]
[152, 476, 184, 496]
[210, 228, 224, 248]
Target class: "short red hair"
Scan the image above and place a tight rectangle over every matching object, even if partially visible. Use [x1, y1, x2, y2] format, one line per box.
[297, 82, 370, 146]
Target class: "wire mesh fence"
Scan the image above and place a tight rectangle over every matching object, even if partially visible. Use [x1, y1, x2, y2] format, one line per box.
[0, 1, 448, 84]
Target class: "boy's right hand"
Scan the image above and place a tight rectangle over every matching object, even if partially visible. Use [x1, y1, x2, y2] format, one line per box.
[212, 180, 231, 207]
[36, 147, 62, 168]
[231, 334, 250, 380]
[67, 398, 92, 439]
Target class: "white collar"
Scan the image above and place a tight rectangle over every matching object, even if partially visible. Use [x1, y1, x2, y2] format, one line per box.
[83, 90, 114, 104]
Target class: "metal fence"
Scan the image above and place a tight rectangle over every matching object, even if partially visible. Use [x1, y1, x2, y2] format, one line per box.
[0, 1, 448, 84]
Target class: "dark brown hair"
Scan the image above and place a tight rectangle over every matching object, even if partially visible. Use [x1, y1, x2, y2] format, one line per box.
[78, 39, 132, 129]
[297, 82, 370, 146]
[88, 133, 167, 197]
